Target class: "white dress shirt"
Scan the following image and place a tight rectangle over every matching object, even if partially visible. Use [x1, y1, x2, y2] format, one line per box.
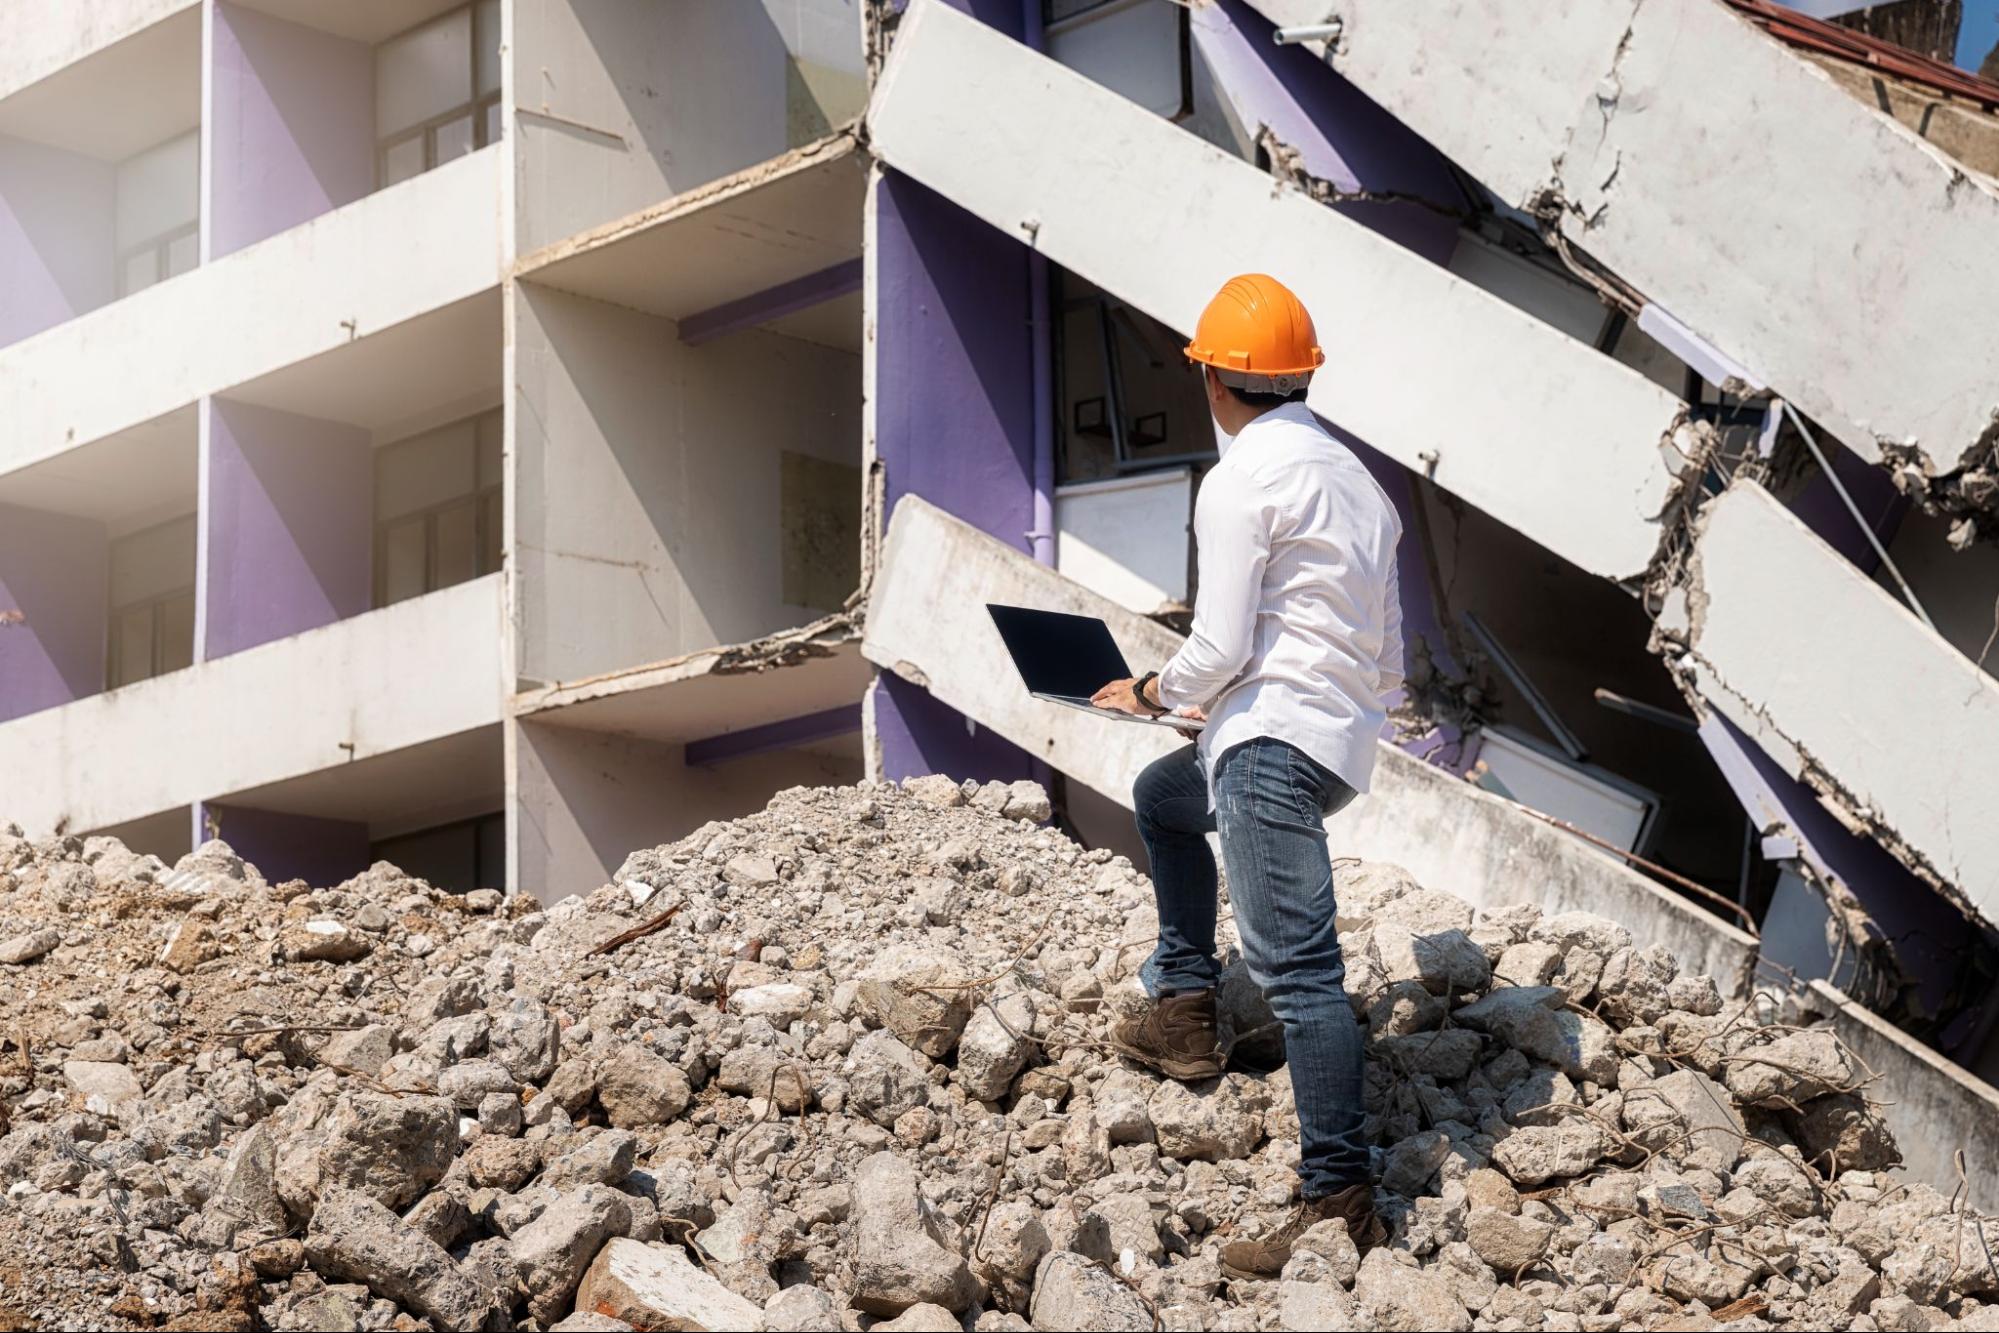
[1156, 401, 1404, 796]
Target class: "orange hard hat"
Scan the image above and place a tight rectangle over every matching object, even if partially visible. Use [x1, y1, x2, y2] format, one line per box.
[1183, 273, 1324, 394]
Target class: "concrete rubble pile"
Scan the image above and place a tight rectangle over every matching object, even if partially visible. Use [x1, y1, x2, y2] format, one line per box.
[1, 778, 1995, 1332]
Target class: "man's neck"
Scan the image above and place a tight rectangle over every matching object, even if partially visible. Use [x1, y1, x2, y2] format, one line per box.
[1215, 402, 1279, 436]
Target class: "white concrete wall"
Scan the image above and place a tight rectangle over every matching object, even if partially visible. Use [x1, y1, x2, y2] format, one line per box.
[1666, 482, 1999, 922]
[0, 0, 200, 103]
[0, 574, 504, 836]
[511, 281, 860, 689]
[1330, 744, 1757, 990]
[1802, 980, 1999, 1212]
[0, 144, 503, 478]
[1055, 469, 1192, 615]
[0, 134, 117, 346]
[869, 0, 1694, 583]
[513, 0, 859, 256]
[1246, 0, 1999, 472]
[509, 717, 860, 902]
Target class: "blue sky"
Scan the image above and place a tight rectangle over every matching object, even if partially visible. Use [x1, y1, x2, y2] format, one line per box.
[1960, 0, 1999, 71]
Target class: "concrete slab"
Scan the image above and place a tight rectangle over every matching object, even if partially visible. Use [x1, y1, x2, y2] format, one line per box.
[514, 619, 871, 748]
[1665, 481, 1999, 924]
[0, 2, 201, 153]
[514, 132, 865, 345]
[0, 575, 504, 837]
[869, 0, 1695, 583]
[1246, 0, 1999, 474]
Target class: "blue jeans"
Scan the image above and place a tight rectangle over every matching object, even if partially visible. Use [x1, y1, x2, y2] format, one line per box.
[1133, 737, 1368, 1194]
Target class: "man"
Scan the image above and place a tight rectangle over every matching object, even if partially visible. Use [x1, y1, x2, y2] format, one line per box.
[1091, 273, 1403, 1274]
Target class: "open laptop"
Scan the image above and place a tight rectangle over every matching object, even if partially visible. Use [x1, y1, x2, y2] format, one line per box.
[987, 604, 1203, 733]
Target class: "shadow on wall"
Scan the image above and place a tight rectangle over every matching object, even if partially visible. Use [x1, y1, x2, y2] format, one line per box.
[571, 0, 864, 197]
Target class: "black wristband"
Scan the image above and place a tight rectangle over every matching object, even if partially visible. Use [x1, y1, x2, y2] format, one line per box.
[1133, 672, 1167, 716]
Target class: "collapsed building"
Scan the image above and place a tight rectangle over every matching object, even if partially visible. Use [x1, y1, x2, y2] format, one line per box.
[1, 0, 1997, 1218]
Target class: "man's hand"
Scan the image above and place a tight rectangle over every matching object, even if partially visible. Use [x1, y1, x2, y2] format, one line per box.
[1091, 677, 1153, 716]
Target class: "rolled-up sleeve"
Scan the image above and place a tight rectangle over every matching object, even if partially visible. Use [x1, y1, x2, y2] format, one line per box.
[1378, 553, 1405, 698]
[1157, 466, 1274, 709]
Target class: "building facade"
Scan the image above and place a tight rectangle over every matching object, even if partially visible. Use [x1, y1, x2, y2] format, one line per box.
[4, 0, 1999, 1154]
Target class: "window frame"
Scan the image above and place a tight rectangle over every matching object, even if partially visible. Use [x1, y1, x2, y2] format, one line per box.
[375, 1, 502, 190]
[372, 409, 504, 609]
[107, 585, 195, 689]
[116, 218, 200, 298]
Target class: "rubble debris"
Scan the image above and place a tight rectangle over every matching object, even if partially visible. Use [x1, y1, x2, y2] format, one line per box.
[0, 785, 1993, 1331]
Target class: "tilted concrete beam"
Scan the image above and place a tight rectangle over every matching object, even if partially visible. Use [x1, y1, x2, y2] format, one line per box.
[1245, 0, 1999, 482]
[864, 497, 1186, 806]
[1658, 480, 1999, 925]
[868, 0, 1699, 584]
[865, 496, 1759, 979]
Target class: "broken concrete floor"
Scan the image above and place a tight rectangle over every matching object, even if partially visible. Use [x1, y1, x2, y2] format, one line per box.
[1, 779, 1995, 1330]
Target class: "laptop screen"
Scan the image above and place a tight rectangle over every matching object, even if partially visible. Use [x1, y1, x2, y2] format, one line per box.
[987, 604, 1132, 699]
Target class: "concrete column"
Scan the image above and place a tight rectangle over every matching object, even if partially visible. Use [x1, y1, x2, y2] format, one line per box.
[199, 398, 372, 661]
[206, 2, 373, 260]
[0, 504, 109, 721]
[870, 169, 1039, 783]
[197, 801, 370, 886]
[0, 135, 115, 349]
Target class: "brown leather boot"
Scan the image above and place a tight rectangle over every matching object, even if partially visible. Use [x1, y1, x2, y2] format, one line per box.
[1218, 1182, 1386, 1279]
[1111, 990, 1224, 1081]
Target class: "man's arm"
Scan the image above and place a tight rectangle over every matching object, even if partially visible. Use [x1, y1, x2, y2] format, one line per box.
[1155, 466, 1274, 709]
[1379, 555, 1405, 698]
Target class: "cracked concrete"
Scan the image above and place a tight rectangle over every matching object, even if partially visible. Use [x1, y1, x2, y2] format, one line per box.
[1649, 480, 1999, 926]
[1245, 0, 1999, 518]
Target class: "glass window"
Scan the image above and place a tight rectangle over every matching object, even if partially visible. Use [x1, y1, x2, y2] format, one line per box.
[380, 517, 429, 607]
[157, 592, 195, 674]
[377, 8, 472, 138]
[113, 606, 154, 689]
[123, 249, 160, 296]
[107, 520, 196, 688]
[383, 136, 425, 187]
[433, 500, 479, 588]
[374, 409, 504, 607]
[165, 230, 198, 278]
[481, 489, 503, 575]
[377, 419, 477, 523]
[474, 0, 502, 97]
[376, 3, 505, 189]
[435, 113, 477, 165]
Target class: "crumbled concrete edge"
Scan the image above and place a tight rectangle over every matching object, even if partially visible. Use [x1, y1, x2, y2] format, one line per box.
[511, 611, 863, 717]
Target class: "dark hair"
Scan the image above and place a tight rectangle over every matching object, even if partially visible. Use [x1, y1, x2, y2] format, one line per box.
[1222, 383, 1308, 409]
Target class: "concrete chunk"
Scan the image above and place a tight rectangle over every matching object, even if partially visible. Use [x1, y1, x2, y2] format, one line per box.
[575, 1238, 763, 1331]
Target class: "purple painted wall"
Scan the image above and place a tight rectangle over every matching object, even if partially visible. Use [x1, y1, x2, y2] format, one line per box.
[0, 137, 116, 349]
[208, 2, 373, 260]
[1193, 0, 1461, 265]
[0, 505, 109, 721]
[1789, 445, 1907, 575]
[1700, 711, 1969, 1037]
[872, 168, 1040, 782]
[873, 674, 1036, 785]
[197, 801, 371, 886]
[201, 399, 372, 660]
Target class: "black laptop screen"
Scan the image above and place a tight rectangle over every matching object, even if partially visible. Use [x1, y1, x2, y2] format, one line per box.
[987, 604, 1133, 699]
